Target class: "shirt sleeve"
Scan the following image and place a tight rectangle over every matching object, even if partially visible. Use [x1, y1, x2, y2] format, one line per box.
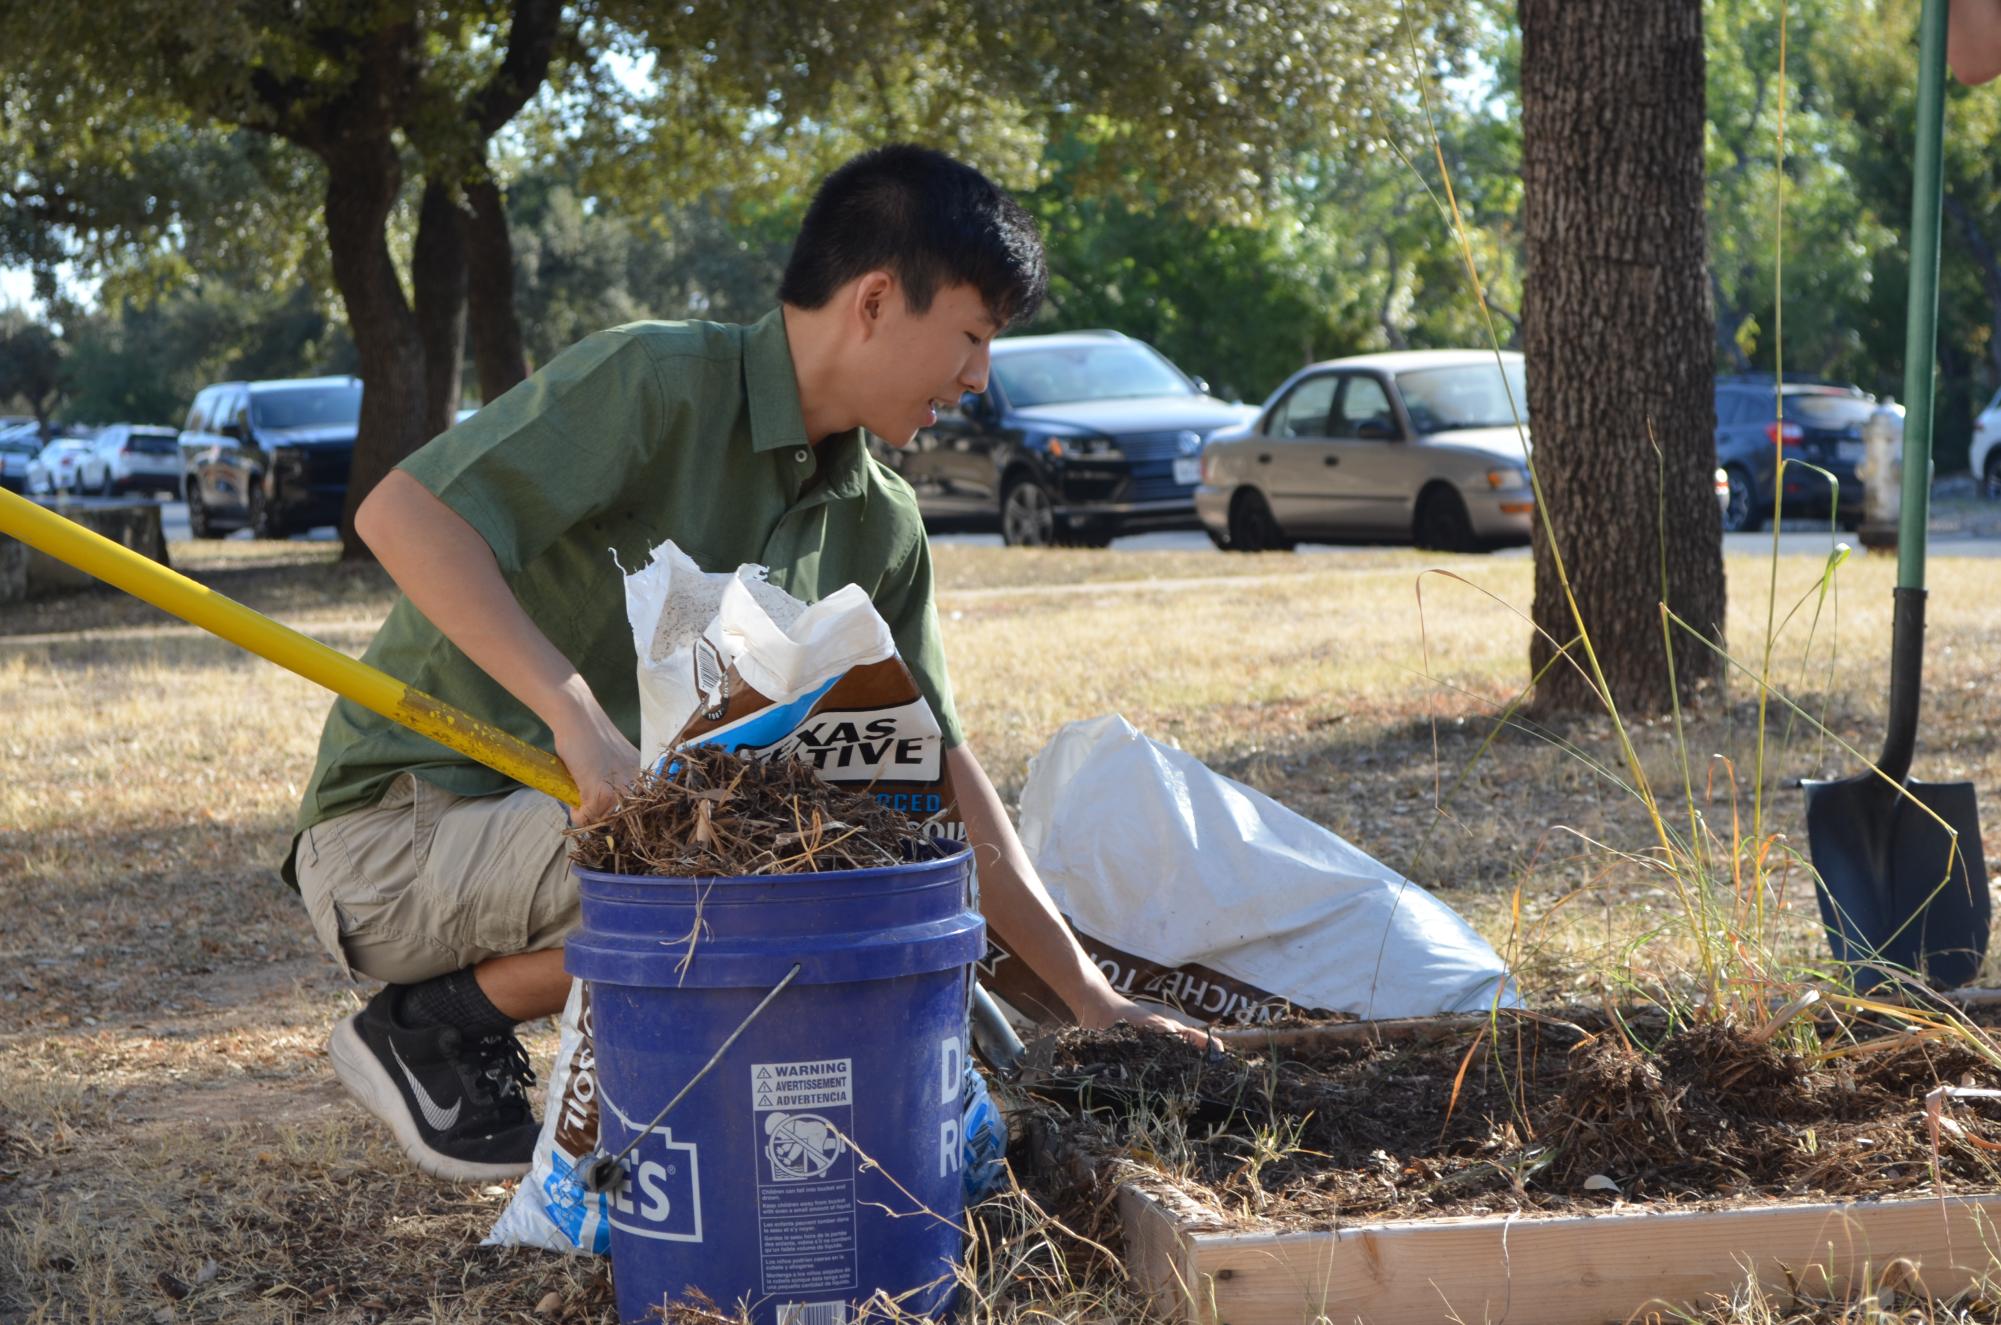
[874, 529, 965, 750]
[398, 329, 670, 574]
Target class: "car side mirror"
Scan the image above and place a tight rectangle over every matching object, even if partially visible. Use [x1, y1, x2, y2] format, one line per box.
[1356, 419, 1400, 441]
[960, 391, 989, 421]
[1192, 376, 1211, 396]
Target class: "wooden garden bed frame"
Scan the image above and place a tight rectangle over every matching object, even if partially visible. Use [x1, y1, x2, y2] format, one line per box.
[1108, 1006, 2001, 1325]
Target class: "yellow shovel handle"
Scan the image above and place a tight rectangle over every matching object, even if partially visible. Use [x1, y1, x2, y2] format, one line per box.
[0, 489, 581, 806]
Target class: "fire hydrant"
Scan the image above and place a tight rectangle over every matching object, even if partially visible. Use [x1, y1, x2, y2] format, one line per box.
[1857, 401, 1903, 550]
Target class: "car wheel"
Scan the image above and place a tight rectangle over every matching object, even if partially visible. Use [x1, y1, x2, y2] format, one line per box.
[1000, 475, 1059, 547]
[1205, 525, 1232, 551]
[1986, 451, 2001, 501]
[97, 472, 115, 498]
[249, 484, 284, 540]
[1226, 490, 1293, 553]
[186, 479, 222, 539]
[1721, 465, 1763, 533]
[1413, 485, 1479, 553]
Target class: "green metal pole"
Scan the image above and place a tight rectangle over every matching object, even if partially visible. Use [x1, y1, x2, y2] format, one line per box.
[1899, 0, 1948, 591]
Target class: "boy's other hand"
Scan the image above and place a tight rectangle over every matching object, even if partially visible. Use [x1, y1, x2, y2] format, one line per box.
[554, 706, 643, 824]
[1077, 991, 1209, 1047]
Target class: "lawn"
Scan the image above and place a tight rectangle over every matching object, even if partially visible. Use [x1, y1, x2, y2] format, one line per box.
[2, 535, 1998, 1322]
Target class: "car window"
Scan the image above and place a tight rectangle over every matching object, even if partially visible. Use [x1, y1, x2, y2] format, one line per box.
[1394, 361, 1528, 433]
[251, 383, 363, 430]
[1784, 395, 1877, 429]
[989, 345, 1192, 407]
[1332, 375, 1397, 437]
[1268, 373, 1339, 439]
[185, 389, 214, 434]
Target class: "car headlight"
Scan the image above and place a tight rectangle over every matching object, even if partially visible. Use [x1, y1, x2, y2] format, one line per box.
[1046, 435, 1123, 460]
[1484, 466, 1530, 492]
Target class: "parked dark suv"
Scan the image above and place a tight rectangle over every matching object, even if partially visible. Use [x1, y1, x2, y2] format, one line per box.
[1714, 376, 1880, 533]
[868, 331, 1256, 546]
[179, 376, 362, 538]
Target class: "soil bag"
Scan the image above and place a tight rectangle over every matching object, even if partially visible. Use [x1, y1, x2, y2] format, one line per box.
[486, 539, 973, 1253]
[983, 714, 1516, 1025]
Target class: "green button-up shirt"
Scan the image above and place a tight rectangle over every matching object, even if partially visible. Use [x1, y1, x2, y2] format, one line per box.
[291, 308, 962, 848]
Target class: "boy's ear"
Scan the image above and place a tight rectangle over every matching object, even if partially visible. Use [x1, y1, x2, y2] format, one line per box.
[852, 270, 897, 338]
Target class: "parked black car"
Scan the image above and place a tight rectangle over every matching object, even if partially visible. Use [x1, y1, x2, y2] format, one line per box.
[1714, 376, 1878, 533]
[179, 376, 361, 538]
[868, 331, 1256, 546]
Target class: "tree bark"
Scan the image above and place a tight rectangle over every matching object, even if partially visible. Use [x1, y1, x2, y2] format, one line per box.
[322, 143, 429, 560]
[1520, 0, 1725, 714]
[462, 173, 530, 399]
[413, 178, 468, 441]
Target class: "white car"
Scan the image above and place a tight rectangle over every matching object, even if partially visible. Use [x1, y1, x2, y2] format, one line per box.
[1197, 350, 1534, 552]
[75, 424, 183, 497]
[25, 438, 95, 496]
[1973, 388, 2001, 497]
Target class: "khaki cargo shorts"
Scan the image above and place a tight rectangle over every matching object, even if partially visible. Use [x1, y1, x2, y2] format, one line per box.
[295, 772, 579, 985]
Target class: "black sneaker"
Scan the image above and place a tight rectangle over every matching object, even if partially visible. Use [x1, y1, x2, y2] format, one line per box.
[328, 988, 540, 1182]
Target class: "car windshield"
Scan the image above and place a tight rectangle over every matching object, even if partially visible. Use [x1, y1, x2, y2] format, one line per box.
[1395, 362, 1529, 434]
[991, 344, 1192, 407]
[252, 384, 362, 430]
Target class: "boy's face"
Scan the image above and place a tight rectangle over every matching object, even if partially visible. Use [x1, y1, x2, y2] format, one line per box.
[854, 278, 999, 447]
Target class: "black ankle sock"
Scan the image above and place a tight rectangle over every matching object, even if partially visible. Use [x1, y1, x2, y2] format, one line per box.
[392, 969, 517, 1036]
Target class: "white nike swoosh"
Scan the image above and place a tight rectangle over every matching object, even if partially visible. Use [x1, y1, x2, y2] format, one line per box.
[390, 1040, 463, 1132]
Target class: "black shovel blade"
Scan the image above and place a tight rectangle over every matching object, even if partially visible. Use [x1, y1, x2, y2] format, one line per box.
[1804, 772, 1991, 990]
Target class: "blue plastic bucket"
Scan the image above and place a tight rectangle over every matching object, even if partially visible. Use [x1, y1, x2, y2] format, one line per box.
[566, 843, 984, 1325]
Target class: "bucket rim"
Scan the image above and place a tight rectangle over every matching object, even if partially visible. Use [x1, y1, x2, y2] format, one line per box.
[570, 838, 973, 889]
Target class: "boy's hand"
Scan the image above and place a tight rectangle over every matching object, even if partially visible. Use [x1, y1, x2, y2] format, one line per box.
[554, 706, 643, 824]
[1076, 990, 1209, 1047]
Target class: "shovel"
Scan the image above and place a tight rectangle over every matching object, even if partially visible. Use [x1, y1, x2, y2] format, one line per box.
[1803, 0, 1991, 991]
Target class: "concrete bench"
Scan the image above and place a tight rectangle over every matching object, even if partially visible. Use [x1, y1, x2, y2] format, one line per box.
[0, 497, 170, 603]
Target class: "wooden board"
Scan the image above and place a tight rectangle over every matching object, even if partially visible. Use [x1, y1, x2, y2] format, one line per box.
[1120, 1184, 2001, 1325]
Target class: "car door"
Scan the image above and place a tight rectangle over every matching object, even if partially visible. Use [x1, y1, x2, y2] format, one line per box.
[1254, 371, 1342, 534]
[184, 387, 222, 504]
[211, 387, 256, 518]
[918, 390, 1004, 520]
[1323, 373, 1412, 536]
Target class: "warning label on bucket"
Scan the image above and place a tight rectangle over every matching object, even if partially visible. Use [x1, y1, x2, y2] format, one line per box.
[752, 1059, 857, 1295]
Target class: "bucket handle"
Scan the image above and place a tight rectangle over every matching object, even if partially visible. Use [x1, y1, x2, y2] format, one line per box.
[578, 961, 802, 1194]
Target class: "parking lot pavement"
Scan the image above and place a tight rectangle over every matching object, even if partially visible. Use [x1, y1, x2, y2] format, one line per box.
[157, 502, 338, 544]
[933, 527, 2001, 556]
[149, 500, 2001, 558]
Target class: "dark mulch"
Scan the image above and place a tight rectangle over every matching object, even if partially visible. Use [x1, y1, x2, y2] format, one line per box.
[1041, 1007, 2001, 1226]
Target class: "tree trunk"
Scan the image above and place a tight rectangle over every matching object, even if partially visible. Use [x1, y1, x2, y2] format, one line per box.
[413, 178, 468, 442]
[463, 174, 530, 400]
[322, 144, 429, 560]
[1520, 0, 1725, 714]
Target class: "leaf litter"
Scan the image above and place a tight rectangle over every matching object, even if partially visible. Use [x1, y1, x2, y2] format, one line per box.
[566, 745, 927, 877]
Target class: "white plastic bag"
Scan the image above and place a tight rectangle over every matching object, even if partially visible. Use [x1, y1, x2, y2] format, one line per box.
[481, 982, 610, 1253]
[986, 714, 1515, 1023]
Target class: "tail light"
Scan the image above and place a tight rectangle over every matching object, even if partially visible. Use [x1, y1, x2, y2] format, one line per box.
[1766, 421, 1803, 447]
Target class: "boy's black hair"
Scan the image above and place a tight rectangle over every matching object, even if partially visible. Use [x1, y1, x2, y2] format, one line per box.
[779, 145, 1047, 328]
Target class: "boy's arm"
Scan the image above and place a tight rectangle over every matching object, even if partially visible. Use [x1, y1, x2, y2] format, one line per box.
[355, 470, 640, 820]
[948, 742, 1206, 1044]
[1952, 0, 2001, 83]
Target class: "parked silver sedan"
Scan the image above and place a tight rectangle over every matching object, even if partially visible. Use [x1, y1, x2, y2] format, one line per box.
[1196, 350, 1533, 553]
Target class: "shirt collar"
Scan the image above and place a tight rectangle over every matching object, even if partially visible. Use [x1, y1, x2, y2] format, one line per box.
[744, 306, 869, 501]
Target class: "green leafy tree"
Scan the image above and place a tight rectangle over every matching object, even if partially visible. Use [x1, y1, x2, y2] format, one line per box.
[0, 311, 69, 437]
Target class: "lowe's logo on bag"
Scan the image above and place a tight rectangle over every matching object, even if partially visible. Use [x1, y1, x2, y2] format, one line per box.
[602, 1096, 704, 1243]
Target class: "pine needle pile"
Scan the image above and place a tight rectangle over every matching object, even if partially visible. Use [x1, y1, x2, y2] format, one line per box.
[566, 744, 927, 876]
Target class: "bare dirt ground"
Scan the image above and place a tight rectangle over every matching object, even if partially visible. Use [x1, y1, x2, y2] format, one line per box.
[3, 535, 1999, 1322]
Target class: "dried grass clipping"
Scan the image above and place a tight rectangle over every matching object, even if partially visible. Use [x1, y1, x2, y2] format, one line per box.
[566, 745, 925, 877]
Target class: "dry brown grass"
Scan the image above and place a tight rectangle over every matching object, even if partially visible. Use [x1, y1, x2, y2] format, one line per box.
[2, 535, 1999, 1322]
